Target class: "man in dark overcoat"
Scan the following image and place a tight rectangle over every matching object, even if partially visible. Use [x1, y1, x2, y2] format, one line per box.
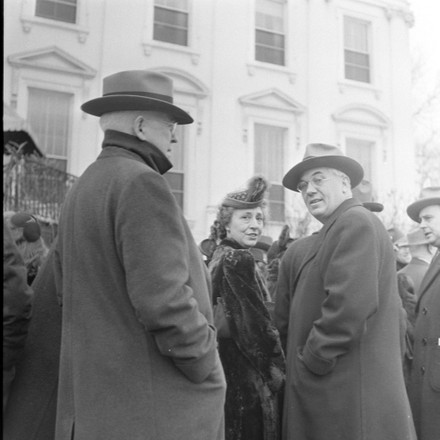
[274, 143, 416, 440]
[406, 187, 440, 440]
[53, 71, 226, 440]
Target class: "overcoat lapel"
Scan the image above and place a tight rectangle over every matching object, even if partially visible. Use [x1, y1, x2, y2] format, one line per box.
[290, 198, 362, 293]
[416, 252, 440, 311]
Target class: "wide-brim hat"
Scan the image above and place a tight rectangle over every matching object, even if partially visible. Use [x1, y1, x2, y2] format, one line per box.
[81, 70, 193, 124]
[398, 228, 431, 247]
[352, 180, 384, 212]
[407, 186, 440, 223]
[283, 143, 364, 192]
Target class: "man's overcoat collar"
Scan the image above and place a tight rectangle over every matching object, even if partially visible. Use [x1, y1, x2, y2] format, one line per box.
[100, 129, 173, 175]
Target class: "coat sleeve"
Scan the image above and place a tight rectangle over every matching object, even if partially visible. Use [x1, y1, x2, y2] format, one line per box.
[274, 248, 294, 353]
[302, 212, 380, 375]
[116, 171, 217, 384]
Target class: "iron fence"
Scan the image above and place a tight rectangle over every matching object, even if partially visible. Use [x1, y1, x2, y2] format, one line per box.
[3, 157, 78, 223]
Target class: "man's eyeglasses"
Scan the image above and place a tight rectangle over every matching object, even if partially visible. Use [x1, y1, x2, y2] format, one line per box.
[297, 176, 330, 193]
[161, 121, 178, 136]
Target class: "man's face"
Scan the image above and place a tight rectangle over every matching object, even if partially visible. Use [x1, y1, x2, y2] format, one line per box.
[393, 238, 412, 265]
[138, 111, 177, 158]
[299, 167, 349, 223]
[419, 204, 440, 248]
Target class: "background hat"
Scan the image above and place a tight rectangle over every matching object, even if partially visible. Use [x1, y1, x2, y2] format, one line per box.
[282, 143, 364, 192]
[81, 70, 193, 124]
[254, 235, 273, 252]
[407, 186, 440, 222]
[10, 212, 41, 242]
[222, 176, 268, 209]
[352, 179, 384, 212]
[387, 226, 405, 244]
[398, 228, 431, 247]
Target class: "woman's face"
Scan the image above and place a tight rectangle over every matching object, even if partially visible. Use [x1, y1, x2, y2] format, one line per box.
[227, 207, 264, 248]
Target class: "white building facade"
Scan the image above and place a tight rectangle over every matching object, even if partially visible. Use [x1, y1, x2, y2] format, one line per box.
[4, 0, 415, 242]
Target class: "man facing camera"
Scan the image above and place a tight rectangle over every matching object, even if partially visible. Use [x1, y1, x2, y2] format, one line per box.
[275, 143, 416, 440]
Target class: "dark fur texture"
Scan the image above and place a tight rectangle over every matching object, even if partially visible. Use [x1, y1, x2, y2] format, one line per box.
[210, 240, 285, 440]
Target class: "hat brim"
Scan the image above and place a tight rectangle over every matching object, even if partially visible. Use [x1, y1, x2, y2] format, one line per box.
[282, 155, 364, 192]
[363, 202, 384, 213]
[407, 197, 440, 222]
[81, 95, 193, 124]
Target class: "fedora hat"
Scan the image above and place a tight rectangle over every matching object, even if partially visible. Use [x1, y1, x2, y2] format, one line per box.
[282, 143, 364, 192]
[352, 179, 384, 212]
[407, 186, 440, 223]
[81, 70, 193, 124]
[387, 226, 405, 244]
[398, 228, 431, 247]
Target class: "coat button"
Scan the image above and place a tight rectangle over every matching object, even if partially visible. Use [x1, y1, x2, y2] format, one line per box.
[421, 366, 426, 375]
[422, 338, 428, 345]
[422, 308, 428, 315]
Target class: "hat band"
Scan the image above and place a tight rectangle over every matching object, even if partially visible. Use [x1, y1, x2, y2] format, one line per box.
[104, 91, 173, 103]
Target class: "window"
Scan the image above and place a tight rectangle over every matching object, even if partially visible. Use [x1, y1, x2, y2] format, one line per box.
[345, 138, 374, 182]
[254, 124, 286, 221]
[153, 0, 189, 46]
[164, 124, 185, 208]
[344, 16, 371, 83]
[27, 88, 72, 172]
[35, 0, 77, 24]
[255, 0, 285, 66]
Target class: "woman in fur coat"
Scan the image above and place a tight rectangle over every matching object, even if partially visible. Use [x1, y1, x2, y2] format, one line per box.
[209, 176, 285, 440]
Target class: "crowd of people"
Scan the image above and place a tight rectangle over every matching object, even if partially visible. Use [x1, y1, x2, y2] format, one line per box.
[3, 70, 439, 440]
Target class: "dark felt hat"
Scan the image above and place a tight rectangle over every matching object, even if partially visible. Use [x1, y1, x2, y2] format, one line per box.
[352, 179, 384, 212]
[10, 212, 41, 242]
[222, 176, 268, 209]
[283, 143, 364, 192]
[81, 70, 193, 124]
[407, 187, 440, 223]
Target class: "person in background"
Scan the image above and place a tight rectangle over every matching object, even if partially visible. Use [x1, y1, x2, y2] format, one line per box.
[275, 143, 416, 440]
[4, 211, 49, 285]
[406, 187, 440, 440]
[3, 221, 33, 413]
[388, 225, 412, 271]
[209, 175, 285, 440]
[3, 242, 61, 440]
[52, 70, 226, 440]
[398, 228, 433, 297]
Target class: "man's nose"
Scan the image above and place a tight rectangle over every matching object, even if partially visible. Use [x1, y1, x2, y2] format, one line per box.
[305, 181, 317, 194]
[170, 132, 177, 144]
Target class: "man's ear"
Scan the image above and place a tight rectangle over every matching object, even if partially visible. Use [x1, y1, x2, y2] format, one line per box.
[134, 116, 146, 141]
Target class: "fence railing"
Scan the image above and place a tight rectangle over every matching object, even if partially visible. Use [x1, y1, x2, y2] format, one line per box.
[3, 157, 78, 223]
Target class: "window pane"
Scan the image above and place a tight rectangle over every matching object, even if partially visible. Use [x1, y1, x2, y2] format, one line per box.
[344, 17, 370, 83]
[154, 24, 188, 46]
[35, 0, 77, 24]
[27, 88, 72, 171]
[346, 138, 373, 182]
[154, 6, 188, 46]
[254, 124, 285, 221]
[256, 29, 284, 48]
[155, 0, 188, 10]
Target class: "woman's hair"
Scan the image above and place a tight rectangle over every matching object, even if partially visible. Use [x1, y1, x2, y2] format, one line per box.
[215, 206, 235, 240]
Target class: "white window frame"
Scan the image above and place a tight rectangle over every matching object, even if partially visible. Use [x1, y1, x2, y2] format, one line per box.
[19, 0, 89, 43]
[343, 16, 371, 84]
[255, 0, 286, 67]
[153, 0, 190, 47]
[142, 0, 200, 64]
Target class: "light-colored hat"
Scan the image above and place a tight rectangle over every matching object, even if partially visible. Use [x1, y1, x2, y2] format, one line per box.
[398, 228, 431, 247]
[222, 176, 268, 209]
[81, 70, 193, 124]
[407, 187, 440, 223]
[352, 179, 384, 212]
[282, 143, 364, 192]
